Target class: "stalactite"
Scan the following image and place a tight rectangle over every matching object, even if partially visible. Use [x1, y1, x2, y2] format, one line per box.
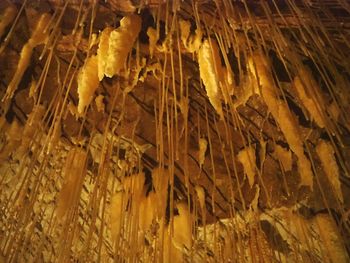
[0, 4, 17, 39]
[0, 0, 349, 262]
[4, 13, 51, 100]
[77, 55, 99, 114]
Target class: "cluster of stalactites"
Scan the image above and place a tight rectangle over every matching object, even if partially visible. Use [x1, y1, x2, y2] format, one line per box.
[77, 14, 141, 114]
[0, 1, 349, 262]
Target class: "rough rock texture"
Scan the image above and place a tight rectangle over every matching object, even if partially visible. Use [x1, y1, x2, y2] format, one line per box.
[0, 0, 349, 262]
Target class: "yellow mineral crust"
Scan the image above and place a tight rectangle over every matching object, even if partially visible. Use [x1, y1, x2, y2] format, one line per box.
[198, 39, 225, 119]
[162, 203, 192, 262]
[248, 52, 313, 189]
[274, 144, 292, 172]
[16, 105, 46, 157]
[294, 67, 326, 128]
[198, 137, 207, 168]
[109, 191, 125, 243]
[195, 185, 205, 211]
[173, 203, 192, 249]
[316, 140, 343, 203]
[237, 146, 256, 187]
[104, 14, 141, 78]
[95, 94, 105, 112]
[97, 27, 113, 81]
[123, 172, 145, 200]
[5, 13, 51, 100]
[152, 167, 169, 218]
[179, 19, 202, 53]
[138, 192, 156, 231]
[179, 19, 191, 48]
[29, 14, 51, 45]
[0, 5, 17, 39]
[147, 27, 158, 58]
[0, 119, 22, 162]
[56, 148, 87, 220]
[79, 15, 141, 113]
[77, 55, 99, 114]
[261, 209, 348, 263]
[314, 213, 348, 263]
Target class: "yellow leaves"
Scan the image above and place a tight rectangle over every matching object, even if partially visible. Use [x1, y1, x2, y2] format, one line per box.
[328, 100, 340, 121]
[237, 146, 256, 188]
[5, 44, 33, 100]
[77, 55, 99, 114]
[316, 140, 343, 203]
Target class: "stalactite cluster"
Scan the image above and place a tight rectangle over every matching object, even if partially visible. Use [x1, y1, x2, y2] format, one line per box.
[0, 0, 349, 262]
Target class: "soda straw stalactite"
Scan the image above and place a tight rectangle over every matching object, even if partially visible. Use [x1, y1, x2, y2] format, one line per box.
[0, 0, 349, 262]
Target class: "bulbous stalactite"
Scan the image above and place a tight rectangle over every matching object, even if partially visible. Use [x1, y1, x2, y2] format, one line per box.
[0, 0, 349, 262]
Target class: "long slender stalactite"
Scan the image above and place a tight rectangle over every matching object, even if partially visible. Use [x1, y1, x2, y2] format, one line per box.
[0, 0, 349, 262]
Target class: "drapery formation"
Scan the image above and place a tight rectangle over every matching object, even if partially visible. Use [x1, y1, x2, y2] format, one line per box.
[0, 0, 349, 262]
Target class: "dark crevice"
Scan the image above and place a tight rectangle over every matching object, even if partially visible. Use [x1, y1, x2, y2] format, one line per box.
[5, 104, 16, 123]
[284, 94, 311, 127]
[139, 9, 155, 44]
[228, 48, 241, 86]
[269, 49, 291, 82]
[143, 166, 153, 196]
[260, 220, 291, 254]
[276, 140, 290, 149]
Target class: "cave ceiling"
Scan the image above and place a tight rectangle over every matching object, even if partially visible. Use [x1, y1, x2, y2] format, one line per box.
[0, 0, 349, 262]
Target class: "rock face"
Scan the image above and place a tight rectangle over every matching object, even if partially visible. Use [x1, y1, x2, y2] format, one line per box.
[0, 0, 349, 262]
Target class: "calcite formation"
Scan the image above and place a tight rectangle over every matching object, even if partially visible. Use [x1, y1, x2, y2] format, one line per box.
[0, 0, 349, 262]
